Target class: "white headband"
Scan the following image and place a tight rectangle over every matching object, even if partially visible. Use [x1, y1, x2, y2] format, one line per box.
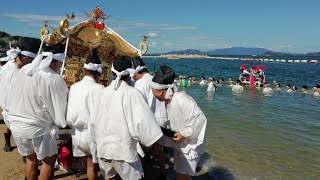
[84, 63, 103, 73]
[111, 64, 132, 90]
[135, 65, 146, 74]
[150, 81, 178, 99]
[6, 47, 37, 61]
[25, 52, 65, 76]
[0, 57, 9, 62]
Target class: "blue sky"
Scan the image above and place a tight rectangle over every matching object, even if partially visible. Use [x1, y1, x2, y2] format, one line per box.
[0, 0, 319, 53]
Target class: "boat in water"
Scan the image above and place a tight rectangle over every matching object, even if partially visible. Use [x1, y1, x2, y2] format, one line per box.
[310, 60, 318, 64]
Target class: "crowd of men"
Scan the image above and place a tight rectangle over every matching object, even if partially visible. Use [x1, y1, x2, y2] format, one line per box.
[0, 37, 207, 180]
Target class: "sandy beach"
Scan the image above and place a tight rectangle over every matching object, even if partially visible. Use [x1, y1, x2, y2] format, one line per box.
[0, 109, 211, 180]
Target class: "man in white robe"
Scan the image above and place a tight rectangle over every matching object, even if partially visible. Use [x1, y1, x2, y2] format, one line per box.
[151, 65, 207, 180]
[67, 49, 104, 180]
[232, 80, 244, 93]
[133, 58, 168, 179]
[0, 37, 40, 152]
[89, 58, 163, 180]
[7, 43, 68, 180]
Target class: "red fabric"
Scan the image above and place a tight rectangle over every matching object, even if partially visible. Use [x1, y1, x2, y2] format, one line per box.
[58, 143, 74, 172]
[250, 74, 256, 87]
[252, 66, 259, 72]
[94, 22, 105, 30]
[260, 65, 266, 71]
[241, 64, 247, 70]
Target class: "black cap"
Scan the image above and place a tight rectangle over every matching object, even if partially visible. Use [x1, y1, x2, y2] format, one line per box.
[86, 48, 101, 64]
[152, 65, 175, 85]
[113, 57, 132, 72]
[43, 43, 65, 54]
[17, 37, 41, 54]
[132, 57, 146, 69]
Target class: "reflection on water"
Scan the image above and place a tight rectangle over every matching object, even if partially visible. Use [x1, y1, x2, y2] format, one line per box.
[146, 58, 320, 179]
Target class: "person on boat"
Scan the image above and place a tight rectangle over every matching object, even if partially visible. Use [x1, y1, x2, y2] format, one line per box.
[89, 58, 163, 180]
[312, 87, 320, 96]
[232, 80, 244, 93]
[0, 37, 40, 152]
[151, 65, 207, 180]
[66, 49, 104, 180]
[301, 86, 308, 94]
[7, 43, 68, 180]
[262, 83, 273, 94]
[274, 83, 281, 91]
[199, 76, 206, 86]
[207, 77, 217, 92]
[132, 58, 167, 179]
[285, 85, 293, 92]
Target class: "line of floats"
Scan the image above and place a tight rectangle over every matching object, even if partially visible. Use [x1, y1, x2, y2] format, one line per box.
[206, 57, 318, 64]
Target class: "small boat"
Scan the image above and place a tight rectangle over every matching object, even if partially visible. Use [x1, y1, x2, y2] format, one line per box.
[264, 59, 269, 62]
[310, 60, 318, 64]
[294, 60, 300, 63]
[280, 59, 286, 63]
[275, 59, 280, 62]
[288, 60, 293, 63]
[268, 59, 274, 62]
[301, 60, 307, 63]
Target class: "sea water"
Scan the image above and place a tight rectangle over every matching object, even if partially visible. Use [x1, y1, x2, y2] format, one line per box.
[144, 58, 320, 180]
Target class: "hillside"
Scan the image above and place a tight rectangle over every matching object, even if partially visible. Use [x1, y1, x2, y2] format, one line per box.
[206, 47, 272, 55]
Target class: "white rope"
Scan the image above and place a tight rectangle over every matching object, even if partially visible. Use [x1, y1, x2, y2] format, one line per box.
[135, 65, 146, 74]
[111, 64, 130, 90]
[60, 30, 70, 76]
[150, 81, 178, 100]
[6, 48, 21, 61]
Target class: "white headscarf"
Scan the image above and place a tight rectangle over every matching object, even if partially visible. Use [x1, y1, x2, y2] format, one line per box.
[111, 63, 135, 90]
[150, 81, 178, 100]
[84, 63, 103, 73]
[25, 52, 65, 76]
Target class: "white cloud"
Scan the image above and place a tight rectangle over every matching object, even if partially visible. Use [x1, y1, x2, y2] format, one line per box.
[147, 32, 158, 38]
[149, 41, 158, 47]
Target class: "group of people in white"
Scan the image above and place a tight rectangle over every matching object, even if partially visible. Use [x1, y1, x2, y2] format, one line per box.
[0, 37, 207, 180]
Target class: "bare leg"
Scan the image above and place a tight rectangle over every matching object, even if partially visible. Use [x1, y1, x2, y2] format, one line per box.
[86, 156, 97, 180]
[1, 125, 12, 152]
[176, 172, 191, 180]
[25, 153, 38, 180]
[153, 143, 166, 177]
[39, 154, 58, 180]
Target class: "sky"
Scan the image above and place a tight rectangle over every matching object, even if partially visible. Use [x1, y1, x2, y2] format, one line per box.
[0, 0, 319, 53]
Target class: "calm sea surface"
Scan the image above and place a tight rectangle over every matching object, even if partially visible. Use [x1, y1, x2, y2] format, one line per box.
[144, 58, 320, 180]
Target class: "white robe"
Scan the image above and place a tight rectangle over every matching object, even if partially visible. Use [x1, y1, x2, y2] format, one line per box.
[67, 76, 104, 130]
[263, 87, 273, 94]
[207, 82, 216, 92]
[7, 65, 68, 139]
[0, 61, 19, 126]
[165, 92, 207, 160]
[89, 80, 163, 163]
[232, 84, 244, 93]
[199, 80, 206, 85]
[134, 73, 168, 128]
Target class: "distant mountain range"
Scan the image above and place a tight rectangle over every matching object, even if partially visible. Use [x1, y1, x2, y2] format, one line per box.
[160, 47, 273, 56]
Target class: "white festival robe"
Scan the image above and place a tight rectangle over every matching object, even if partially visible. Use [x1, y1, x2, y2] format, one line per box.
[0, 61, 19, 126]
[232, 84, 244, 93]
[89, 80, 163, 163]
[7, 65, 68, 139]
[165, 92, 207, 160]
[207, 82, 216, 92]
[67, 76, 104, 161]
[134, 73, 168, 128]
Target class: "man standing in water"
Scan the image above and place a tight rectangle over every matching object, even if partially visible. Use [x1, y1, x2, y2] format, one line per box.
[151, 65, 207, 180]
[7, 43, 68, 180]
[132, 58, 168, 179]
[0, 37, 40, 152]
[232, 80, 244, 93]
[67, 49, 104, 180]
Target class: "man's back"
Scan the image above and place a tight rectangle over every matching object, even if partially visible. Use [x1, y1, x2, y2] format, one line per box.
[232, 84, 244, 93]
[67, 76, 104, 129]
[8, 65, 68, 138]
[91, 80, 162, 162]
